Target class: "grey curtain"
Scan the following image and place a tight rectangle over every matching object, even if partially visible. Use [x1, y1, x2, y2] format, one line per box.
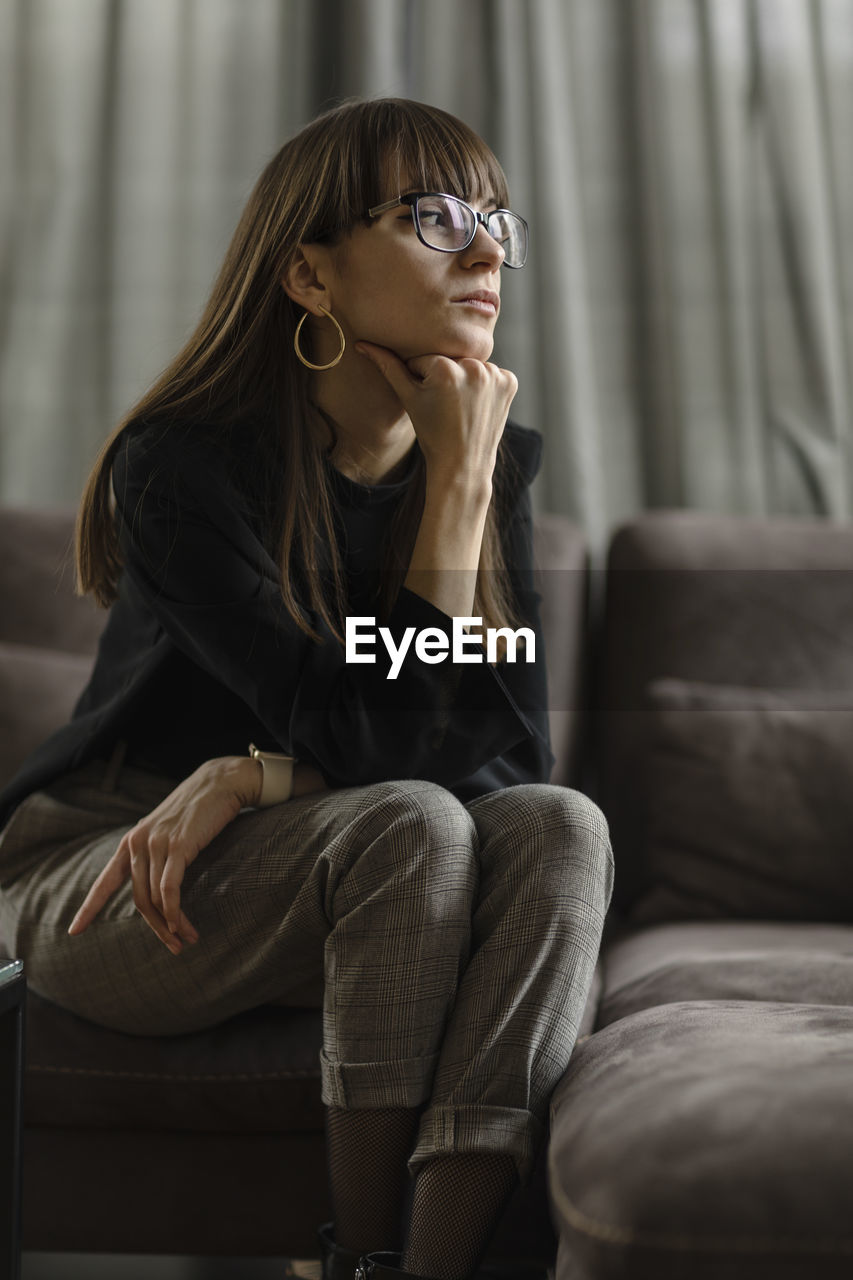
[2, 0, 852, 558]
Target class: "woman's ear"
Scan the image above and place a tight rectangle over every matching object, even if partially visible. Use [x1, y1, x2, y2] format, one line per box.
[281, 246, 331, 312]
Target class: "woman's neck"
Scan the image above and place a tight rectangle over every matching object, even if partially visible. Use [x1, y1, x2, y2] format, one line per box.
[309, 360, 416, 486]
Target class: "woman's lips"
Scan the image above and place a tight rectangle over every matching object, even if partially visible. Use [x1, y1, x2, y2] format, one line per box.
[452, 290, 499, 315]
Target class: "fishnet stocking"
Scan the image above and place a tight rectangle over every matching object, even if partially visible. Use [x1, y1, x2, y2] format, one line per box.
[326, 1106, 421, 1254]
[402, 1153, 518, 1280]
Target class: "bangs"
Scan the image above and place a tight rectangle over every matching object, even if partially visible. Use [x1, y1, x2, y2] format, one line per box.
[299, 99, 511, 245]
[379, 105, 510, 208]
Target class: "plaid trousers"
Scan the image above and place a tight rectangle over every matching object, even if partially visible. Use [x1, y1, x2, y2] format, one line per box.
[0, 758, 614, 1182]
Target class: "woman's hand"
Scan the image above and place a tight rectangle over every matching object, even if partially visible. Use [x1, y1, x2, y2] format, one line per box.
[67, 757, 329, 956]
[355, 342, 517, 489]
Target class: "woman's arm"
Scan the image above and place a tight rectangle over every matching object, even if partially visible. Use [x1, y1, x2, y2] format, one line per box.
[355, 343, 517, 620]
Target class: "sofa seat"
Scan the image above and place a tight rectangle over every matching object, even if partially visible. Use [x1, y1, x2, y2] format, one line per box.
[548, 999, 853, 1280]
[22, 986, 325, 1133]
[597, 920, 853, 1025]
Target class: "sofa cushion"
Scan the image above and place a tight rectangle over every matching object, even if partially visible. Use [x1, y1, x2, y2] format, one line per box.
[549, 1001, 853, 1280]
[595, 512, 853, 913]
[598, 920, 853, 1026]
[632, 678, 853, 924]
[0, 642, 94, 786]
[22, 984, 324, 1133]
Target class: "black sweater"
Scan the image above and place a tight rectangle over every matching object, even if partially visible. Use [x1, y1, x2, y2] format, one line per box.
[0, 417, 553, 828]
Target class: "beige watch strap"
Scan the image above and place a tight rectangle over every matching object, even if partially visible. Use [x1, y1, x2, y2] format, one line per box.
[248, 743, 296, 806]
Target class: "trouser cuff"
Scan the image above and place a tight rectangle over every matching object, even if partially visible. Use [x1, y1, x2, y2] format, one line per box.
[408, 1103, 544, 1186]
[320, 1048, 439, 1109]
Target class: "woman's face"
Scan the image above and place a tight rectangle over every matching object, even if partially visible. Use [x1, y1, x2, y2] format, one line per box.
[308, 186, 506, 364]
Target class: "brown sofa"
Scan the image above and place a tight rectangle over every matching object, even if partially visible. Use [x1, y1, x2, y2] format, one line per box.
[0, 504, 588, 1259]
[549, 511, 853, 1280]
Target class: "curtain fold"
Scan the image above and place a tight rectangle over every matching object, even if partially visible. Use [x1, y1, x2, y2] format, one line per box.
[2, 0, 852, 553]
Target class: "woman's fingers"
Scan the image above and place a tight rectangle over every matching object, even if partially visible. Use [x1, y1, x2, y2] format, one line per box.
[67, 839, 131, 935]
[131, 825, 197, 948]
[148, 835, 167, 915]
[127, 835, 178, 954]
[68, 833, 197, 955]
[355, 341, 423, 398]
[356, 342, 460, 400]
[160, 863, 198, 943]
[174, 907, 199, 945]
[355, 341, 517, 480]
[68, 757, 255, 954]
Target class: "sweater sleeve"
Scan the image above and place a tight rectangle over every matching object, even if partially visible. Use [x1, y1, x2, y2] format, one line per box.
[449, 424, 555, 796]
[111, 423, 552, 791]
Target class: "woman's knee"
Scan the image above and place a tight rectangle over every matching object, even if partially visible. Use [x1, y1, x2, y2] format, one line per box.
[329, 778, 480, 910]
[473, 783, 614, 900]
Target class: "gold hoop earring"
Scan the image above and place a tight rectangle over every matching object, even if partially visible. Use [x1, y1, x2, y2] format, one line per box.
[294, 305, 346, 371]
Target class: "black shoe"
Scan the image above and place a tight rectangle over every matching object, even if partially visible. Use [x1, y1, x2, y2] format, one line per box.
[318, 1222, 365, 1280]
[356, 1254, 550, 1280]
[356, 1253, 443, 1280]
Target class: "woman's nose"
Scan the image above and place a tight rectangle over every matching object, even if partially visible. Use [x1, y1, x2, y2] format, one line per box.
[460, 221, 506, 269]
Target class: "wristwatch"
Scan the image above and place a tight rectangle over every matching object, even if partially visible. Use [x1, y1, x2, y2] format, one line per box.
[248, 743, 296, 806]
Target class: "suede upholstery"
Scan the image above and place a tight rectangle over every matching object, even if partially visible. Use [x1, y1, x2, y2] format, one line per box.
[593, 512, 853, 912]
[636, 678, 853, 923]
[0, 504, 587, 1258]
[550, 1002, 853, 1280]
[598, 920, 853, 1025]
[548, 511, 853, 1280]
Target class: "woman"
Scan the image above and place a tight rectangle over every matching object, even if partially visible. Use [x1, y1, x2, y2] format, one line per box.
[0, 99, 613, 1280]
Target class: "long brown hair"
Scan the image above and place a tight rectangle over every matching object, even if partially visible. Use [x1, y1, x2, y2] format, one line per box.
[76, 98, 527, 655]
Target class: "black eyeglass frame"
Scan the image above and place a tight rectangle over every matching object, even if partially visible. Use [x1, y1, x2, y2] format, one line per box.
[366, 192, 529, 269]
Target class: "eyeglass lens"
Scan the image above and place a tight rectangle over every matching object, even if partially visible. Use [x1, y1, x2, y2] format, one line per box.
[415, 195, 527, 267]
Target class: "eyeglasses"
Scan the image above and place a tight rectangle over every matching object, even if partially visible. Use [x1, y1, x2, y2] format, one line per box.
[366, 192, 529, 269]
